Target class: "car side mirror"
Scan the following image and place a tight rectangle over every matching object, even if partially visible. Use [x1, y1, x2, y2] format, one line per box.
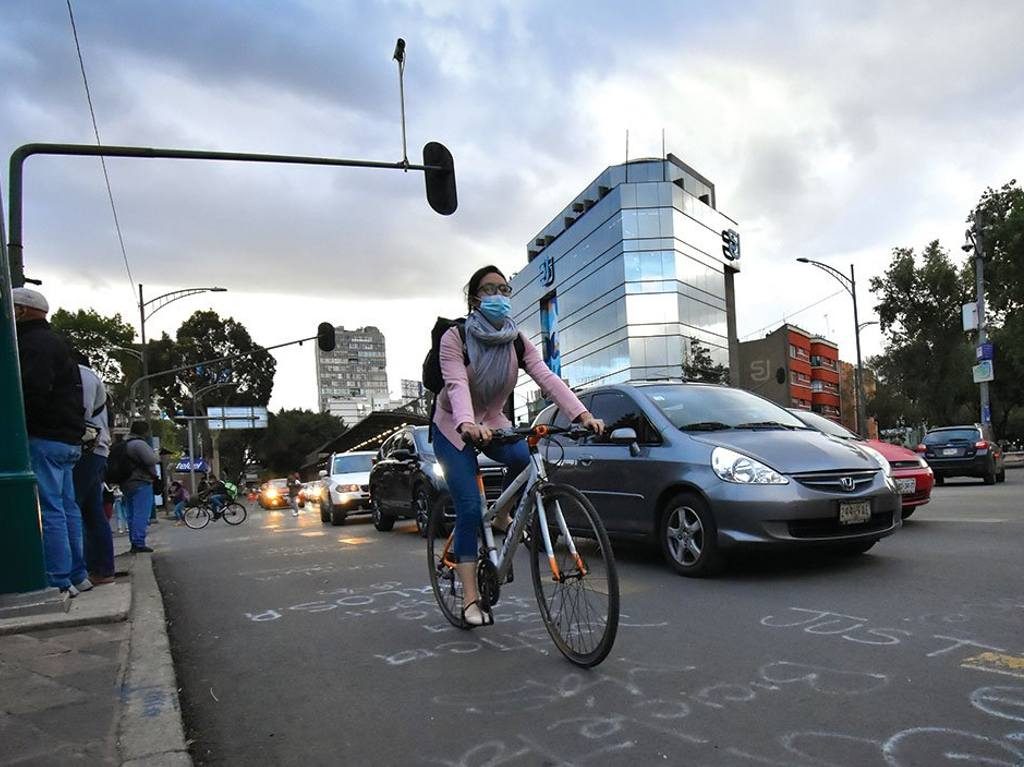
[610, 427, 641, 457]
[318, 469, 327, 478]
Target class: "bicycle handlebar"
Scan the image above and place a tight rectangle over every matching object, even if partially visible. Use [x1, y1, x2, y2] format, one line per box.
[461, 423, 594, 447]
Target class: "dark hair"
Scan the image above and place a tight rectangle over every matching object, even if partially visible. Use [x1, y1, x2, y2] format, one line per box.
[72, 350, 90, 367]
[465, 265, 507, 312]
[129, 420, 150, 436]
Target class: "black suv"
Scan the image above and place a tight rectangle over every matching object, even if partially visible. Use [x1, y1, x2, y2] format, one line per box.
[368, 426, 506, 536]
[917, 425, 1006, 485]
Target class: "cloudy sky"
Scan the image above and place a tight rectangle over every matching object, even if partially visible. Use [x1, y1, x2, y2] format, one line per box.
[3, 0, 1023, 411]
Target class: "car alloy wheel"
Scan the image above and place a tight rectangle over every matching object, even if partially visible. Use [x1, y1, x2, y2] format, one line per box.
[414, 487, 431, 538]
[659, 492, 724, 577]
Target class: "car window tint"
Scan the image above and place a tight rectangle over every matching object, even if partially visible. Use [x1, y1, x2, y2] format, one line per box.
[924, 428, 980, 444]
[588, 392, 654, 444]
[379, 437, 395, 458]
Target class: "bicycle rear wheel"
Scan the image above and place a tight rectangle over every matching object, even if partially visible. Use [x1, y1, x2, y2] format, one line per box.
[222, 502, 247, 525]
[529, 483, 619, 667]
[426, 502, 466, 629]
[183, 505, 211, 530]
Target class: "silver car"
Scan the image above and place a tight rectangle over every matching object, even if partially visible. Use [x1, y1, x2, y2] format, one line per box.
[534, 382, 901, 576]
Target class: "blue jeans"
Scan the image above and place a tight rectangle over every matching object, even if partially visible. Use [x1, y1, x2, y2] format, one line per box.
[123, 485, 154, 548]
[114, 499, 128, 532]
[431, 427, 530, 562]
[74, 450, 114, 578]
[173, 501, 186, 520]
[209, 494, 226, 512]
[29, 437, 87, 589]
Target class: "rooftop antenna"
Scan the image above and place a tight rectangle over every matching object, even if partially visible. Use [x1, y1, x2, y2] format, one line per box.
[393, 38, 408, 169]
[625, 129, 629, 182]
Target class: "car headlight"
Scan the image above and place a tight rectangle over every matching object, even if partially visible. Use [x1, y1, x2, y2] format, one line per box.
[711, 447, 788, 485]
[858, 444, 892, 477]
[916, 456, 929, 469]
[337, 483, 360, 493]
[431, 461, 444, 478]
[265, 488, 279, 498]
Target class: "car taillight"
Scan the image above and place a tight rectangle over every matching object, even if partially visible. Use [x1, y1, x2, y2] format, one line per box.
[915, 444, 926, 453]
[975, 440, 989, 450]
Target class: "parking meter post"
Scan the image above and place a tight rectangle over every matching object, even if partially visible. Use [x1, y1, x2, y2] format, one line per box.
[0, 186, 47, 594]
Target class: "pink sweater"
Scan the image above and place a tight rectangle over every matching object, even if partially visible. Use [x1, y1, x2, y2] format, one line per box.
[432, 327, 588, 448]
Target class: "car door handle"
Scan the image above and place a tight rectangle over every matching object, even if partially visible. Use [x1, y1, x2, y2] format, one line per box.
[578, 455, 594, 467]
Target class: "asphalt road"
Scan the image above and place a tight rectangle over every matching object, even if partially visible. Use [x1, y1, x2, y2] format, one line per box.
[155, 476, 1024, 766]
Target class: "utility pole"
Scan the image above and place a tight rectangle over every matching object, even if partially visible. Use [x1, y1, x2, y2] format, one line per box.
[850, 264, 868, 437]
[973, 221, 992, 438]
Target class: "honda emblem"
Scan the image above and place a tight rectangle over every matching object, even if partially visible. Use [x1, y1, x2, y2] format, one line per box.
[840, 476, 855, 491]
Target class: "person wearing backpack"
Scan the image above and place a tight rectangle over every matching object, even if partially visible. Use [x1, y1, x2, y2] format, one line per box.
[426, 266, 603, 627]
[119, 420, 160, 553]
[72, 354, 116, 584]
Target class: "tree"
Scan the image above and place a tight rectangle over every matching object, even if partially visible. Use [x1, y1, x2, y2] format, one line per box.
[682, 338, 729, 385]
[868, 242, 976, 428]
[969, 179, 1024, 319]
[255, 409, 345, 476]
[50, 308, 136, 384]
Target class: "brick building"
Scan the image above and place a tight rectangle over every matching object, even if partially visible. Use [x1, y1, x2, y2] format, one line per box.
[737, 324, 842, 421]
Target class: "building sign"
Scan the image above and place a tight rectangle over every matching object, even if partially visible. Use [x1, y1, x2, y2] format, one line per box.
[721, 229, 741, 262]
[174, 457, 210, 473]
[972, 360, 994, 383]
[540, 294, 561, 377]
[206, 406, 269, 430]
[539, 255, 556, 287]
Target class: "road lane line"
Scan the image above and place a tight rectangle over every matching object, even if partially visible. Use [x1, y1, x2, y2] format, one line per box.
[962, 651, 1024, 679]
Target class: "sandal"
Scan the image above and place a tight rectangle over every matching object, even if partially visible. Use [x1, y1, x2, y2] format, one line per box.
[461, 599, 494, 628]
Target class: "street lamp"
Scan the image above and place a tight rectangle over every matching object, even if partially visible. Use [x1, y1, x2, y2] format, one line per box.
[138, 284, 227, 418]
[796, 258, 869, 437]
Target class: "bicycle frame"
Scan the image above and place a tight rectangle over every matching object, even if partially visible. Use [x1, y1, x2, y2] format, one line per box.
[472, 448, 587, 583]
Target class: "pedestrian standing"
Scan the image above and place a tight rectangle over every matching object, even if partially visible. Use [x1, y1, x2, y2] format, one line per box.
[12, 287, 90, 596]
[72, 354, 116, 585]
[287, 472, 302, 516]
[108, 483, 128, 534]
[121, 420, 159, 553]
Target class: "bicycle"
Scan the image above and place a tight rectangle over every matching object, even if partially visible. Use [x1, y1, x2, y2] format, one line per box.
[427, 424, 620, 667]
[183, 498, 248, 529]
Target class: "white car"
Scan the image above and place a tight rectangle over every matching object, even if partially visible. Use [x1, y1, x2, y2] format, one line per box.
[319, 451, 376, 526]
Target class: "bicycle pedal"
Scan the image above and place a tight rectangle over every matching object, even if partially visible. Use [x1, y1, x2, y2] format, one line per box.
[504, 562, 514, 584]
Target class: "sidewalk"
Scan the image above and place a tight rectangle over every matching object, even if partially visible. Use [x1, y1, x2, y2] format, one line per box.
[0, 522, 191, 766]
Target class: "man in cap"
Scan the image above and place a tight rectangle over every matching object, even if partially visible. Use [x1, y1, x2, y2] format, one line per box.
[13, 287, 91, 596]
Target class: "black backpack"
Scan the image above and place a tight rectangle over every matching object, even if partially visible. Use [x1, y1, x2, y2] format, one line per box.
[105, 438, 137, 484]
[422, 318, 525, 394]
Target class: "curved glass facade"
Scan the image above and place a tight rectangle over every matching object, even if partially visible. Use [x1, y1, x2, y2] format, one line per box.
[510, 157, 740, 421]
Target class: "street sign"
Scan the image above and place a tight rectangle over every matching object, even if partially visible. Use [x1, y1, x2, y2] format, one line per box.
[976, 342, 993, 361]
[972, 360, 994, 383]
[962, 303, 978, 331]
[207, 406, 269, 430]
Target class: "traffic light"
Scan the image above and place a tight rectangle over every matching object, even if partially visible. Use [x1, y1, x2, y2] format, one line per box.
[317, 322, 336, 352]
[423, 142, 457, 216]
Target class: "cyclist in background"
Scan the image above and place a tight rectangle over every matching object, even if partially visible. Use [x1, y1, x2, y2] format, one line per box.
[205, 475, 228, 514]
[433, 265, 603, 627]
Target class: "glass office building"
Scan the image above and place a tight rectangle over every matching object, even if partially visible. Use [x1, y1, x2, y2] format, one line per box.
[509, 155, 741, 420]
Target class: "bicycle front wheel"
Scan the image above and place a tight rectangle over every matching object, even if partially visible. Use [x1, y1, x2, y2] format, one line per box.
[426, 502, 466, 629]
[222, 502, 247, 525]
[530, 483, 619, 667]
[183, 505, 211, 530]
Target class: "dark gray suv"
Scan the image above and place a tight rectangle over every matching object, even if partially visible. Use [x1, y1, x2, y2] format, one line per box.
[534, 382, 901, 576]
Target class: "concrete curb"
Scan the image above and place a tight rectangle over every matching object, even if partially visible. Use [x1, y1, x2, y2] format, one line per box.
[0, 581, 130, 636]
[118, 552, 193, 766]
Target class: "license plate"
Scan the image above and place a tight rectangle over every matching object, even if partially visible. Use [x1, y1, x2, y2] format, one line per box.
[896, 478, 917, 494]
[839, 501, 871, 525]
[942, 448, 959, 456]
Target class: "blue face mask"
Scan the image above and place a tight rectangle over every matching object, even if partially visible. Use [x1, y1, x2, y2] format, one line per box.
[478, 295, 512, 324]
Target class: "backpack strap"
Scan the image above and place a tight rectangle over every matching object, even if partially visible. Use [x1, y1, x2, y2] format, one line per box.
[513, 334, 526, 370]
[454, 322, 470, 366]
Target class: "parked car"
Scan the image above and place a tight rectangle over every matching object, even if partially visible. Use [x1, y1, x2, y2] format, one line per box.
[368, 425, 506, 536]
[259, 478, 304, 510]
[916, 425, 1006, 485]
[787, 409, 934, 519]
[532, 381, 901, 576]
[319, 451, 375, 526]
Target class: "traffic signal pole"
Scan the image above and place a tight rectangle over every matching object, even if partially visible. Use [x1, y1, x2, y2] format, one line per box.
[0, 186, 47, 593]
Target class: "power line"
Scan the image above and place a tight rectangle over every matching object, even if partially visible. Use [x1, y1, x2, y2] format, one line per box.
[739, 289, 846, 341]
[66, 0, 136, 301]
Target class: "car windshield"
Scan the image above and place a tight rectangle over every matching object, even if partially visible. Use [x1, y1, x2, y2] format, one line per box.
[331, 455, 373, 474]
[269, 479, 287, 488]
[924, 429, 979, 444]
[643, 385, 809, 431]
[789, 409, 860, 440]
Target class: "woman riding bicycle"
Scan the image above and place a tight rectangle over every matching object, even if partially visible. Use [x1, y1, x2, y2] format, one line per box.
[432, 265, 603, 627]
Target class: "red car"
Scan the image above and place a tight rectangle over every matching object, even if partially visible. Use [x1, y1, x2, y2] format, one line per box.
[788, 409, 933, 519]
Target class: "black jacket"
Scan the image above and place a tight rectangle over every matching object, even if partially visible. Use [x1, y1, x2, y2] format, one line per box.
[16, 318, 85, 445]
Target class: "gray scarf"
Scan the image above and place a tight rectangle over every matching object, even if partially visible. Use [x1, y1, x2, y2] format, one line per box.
[464, 310, 519, 411]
